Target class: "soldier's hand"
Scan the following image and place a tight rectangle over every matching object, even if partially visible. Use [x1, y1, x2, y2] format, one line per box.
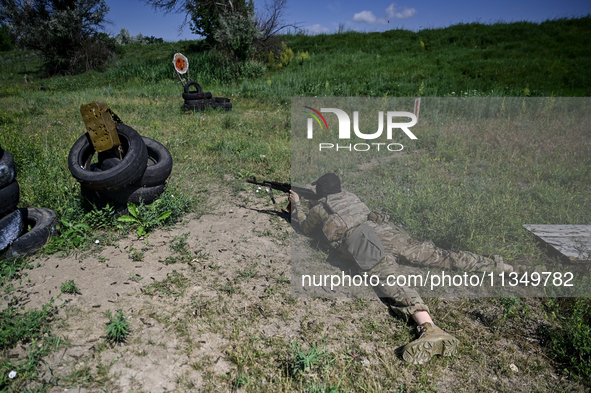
[368, 211, 390, 224]
[289, 190, 300, 204]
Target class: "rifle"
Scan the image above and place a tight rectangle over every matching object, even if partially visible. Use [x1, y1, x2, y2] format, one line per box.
[246, 178, 320, 213]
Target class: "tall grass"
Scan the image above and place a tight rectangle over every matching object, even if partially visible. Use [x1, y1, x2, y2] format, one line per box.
[233, 16, 591, 102]
[2, 16, 589, 100]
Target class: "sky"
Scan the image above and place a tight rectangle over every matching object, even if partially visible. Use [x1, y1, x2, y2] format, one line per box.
[104, 0, 591, 42]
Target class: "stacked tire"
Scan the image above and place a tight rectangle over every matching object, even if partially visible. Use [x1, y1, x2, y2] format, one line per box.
[68, 123, 173, 207]
[0, 146, 57, 257]
[183, 81, 232, 112]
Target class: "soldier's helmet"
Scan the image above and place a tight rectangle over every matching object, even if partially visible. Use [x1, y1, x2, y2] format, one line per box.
[312, 173, 341, 198]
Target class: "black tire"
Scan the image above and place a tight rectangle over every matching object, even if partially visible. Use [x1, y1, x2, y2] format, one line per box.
[0, 180, 19, 218]
[80, 184, 107, 208]
[184, 99, 209, 106]
[131, 137, 173, 187]
[87, 138, 171, 187]
[97, 151, 122, 171]
[212, 97, 230, 103]
[0, 209, 24, 252]
[99, 183, 166, 205]
[182, 91, 212, 100]
[209, 102, 233, 111]
[68, 124, 148, 191]
[183, 81, 202, 94]
[184, 103, 206, 112]
[0, 149, 16, 189]
[80, 185, 130, 217]
[5, 207, 57, 257]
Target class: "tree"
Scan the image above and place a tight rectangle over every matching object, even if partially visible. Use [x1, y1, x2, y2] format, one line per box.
[0, 24, 14, 51]
[214, 0, 261, 61]
[115, 28, 133, 45]
[0, 0, 115, 74]
[189, 0, 246, 45]
[254, 0, 293, 53]
[114, 28, 155, 45]
[142, 0, 298, 52]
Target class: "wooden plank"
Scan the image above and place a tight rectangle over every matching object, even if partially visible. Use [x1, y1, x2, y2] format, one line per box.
[523, 224, 591, 262]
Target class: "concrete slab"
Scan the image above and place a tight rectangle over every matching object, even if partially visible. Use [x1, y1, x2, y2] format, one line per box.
[523, 224, 591, 262]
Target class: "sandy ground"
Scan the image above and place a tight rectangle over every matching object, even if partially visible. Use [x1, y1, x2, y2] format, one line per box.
[6, 188, 301, 391]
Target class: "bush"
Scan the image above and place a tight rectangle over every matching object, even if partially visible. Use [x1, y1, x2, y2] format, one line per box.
[0, 0, 115, 74]
[279, 43, 294, 67]
[67, 33, 117, 74]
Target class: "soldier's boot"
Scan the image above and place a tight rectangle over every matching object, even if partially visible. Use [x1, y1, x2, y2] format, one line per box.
[402, 322, 460, 365]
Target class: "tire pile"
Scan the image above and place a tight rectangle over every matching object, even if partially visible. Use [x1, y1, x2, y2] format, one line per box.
[68, 123, 173, 207]
[183, 81, 232, 112]
[0, 146, 58, 257]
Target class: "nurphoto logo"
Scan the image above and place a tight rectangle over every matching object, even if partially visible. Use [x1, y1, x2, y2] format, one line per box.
[303, 106, 418, 152]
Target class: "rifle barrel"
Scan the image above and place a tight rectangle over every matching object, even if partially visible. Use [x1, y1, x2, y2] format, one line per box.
[246, 179, 320, 200]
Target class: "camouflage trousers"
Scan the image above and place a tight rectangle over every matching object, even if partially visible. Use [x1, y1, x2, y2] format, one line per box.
[366, 222, 499, 272]
[365, 222, 499, 319]
[368, 255, 430, 320]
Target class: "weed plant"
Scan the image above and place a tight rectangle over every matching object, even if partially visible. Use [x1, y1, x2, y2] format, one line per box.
[117, 203, 170, 237]
[60, 279, 81, 295]
[232, 372, 250, 389]
[105, 309, 131, 344]
[129, 249, 144, 262]
[83, 204, 117, 229]
[46, 219, 92, 254]
[116, 189, 192, 237]
[287, 341, 327, 375]
[237, 263, 258, 280]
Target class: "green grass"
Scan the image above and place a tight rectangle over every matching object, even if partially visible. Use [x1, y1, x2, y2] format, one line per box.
[347, 99, 591, 262]
[544, 298, 591, 385]
[0, 301, 59, 391]
[234, 17, 591, 103]
[0, 303, 54, 350]
[143, 270, 190, 297]
[169, 232, 190, 254]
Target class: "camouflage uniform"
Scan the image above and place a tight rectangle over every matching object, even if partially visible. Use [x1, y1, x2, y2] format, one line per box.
[367, 221, 501, 272]
[293, 194, 501, 319]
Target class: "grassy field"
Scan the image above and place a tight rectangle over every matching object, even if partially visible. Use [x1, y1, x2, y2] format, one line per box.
[1, 15, 590, 392]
